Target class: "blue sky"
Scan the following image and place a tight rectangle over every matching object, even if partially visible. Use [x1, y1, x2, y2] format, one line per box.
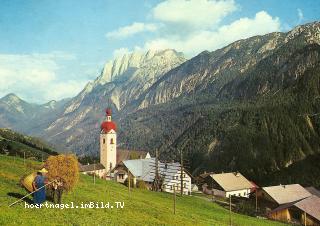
[0, 0, 319, 103]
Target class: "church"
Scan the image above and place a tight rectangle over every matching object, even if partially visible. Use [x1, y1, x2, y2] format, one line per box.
[79, 108, 151, 178]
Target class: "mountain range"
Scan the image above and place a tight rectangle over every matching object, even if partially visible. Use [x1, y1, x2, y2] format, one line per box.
[1, 21, 320, 186]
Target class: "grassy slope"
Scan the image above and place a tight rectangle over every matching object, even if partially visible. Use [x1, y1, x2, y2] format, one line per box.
[0, 155, 285, 226]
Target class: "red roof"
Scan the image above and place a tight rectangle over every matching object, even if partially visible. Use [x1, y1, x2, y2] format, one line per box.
[101, 121, 116, 133]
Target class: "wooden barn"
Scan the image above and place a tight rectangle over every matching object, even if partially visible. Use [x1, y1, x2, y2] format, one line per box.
[268, 195, 320, 226]
[257, 184, 312, 211]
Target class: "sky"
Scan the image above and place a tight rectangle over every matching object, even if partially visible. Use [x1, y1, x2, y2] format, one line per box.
[0, 0, 319, 103]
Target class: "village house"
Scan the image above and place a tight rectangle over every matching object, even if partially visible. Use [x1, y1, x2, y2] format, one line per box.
[257, 184, 312, 211]
[268, 195, 320, 226]
[79, 108, 151, 178]
[79, 163, 106, 178]
[113, 158, 192, 195]
[201, 172, 254, 198]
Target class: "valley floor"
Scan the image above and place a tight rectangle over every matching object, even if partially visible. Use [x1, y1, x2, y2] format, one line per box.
[0, 155, 286, 226]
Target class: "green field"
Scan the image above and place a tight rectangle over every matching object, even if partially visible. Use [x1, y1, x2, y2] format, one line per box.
[0, 155, 286, 226]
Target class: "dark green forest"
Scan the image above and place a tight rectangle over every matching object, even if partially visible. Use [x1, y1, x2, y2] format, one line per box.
[0, 128, 58, 161]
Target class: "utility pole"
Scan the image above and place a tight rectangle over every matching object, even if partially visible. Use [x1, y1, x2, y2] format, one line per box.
[180, 149, 183, 196]
[173, 185, 176, 215]
[128, 168, 131, 194]
[154, 149, 159, 191]
[93, 160, 96, 185]
[255, 189, 258, 213]
[229, 195, 232, 226]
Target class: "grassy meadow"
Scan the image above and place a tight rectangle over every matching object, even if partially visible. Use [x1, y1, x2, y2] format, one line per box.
[0, 154, 286, 226]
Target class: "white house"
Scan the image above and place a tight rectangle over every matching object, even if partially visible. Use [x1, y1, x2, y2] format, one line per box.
[161, 161, 192, 195]
[113, 158, 192, 195]
[202, 172, 254, 198]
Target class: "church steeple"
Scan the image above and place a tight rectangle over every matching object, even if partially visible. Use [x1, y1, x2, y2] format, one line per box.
[106, 108, 112, 122]
[101, 108, 116, 133]
[100, 108, 117, 176]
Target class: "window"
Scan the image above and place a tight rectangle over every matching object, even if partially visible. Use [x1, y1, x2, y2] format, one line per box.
[103, 138, 105, 144]
[110, 138, 114, 144]
[184, 183, 186, 188]
[119, 174, 124, 179]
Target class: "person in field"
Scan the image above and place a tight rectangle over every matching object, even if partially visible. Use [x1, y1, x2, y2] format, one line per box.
[32, 170, 46, 204]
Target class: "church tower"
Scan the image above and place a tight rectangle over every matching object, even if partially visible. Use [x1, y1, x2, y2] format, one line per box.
[100, 108, 117, 175]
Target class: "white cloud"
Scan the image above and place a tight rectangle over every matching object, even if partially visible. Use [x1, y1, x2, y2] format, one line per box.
[44, 80, 87, 101]
[144, 11, 280, 56]
[297, 8, 304, 23]
[112, 48, 130, 58]
[0, 52, 86, 103]
[109, 1, 282, 58]
[106, 22, 158, 39]
[152, 0, 237, 30]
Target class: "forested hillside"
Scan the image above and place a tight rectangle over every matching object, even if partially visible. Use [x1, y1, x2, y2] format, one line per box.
[0, 128, 58, 161]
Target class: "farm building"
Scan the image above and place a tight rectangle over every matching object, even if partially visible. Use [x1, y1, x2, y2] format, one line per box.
[113, 158, 192, 195]
[257, 184, 312, 213]
[268, 195, 320, 226]
[79, 163, 106, 178]
[201, 172, 254, 198]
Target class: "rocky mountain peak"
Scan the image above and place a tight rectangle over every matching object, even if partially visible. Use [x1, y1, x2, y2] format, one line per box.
[1, 93, 22, 103]
[43, 100, 57, 109]
[95, 49, 186, 86]
[285, 21, 320, 44]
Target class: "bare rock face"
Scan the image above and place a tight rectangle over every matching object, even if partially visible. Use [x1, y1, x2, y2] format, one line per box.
[41, 49, 186, 153]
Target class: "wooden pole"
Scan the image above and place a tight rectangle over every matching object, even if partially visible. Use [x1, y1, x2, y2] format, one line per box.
[93, 160, 96, 185]
[155, 149, 159, 191]
[229, 195, 232, 226]
[9, 180, 56, 207]
[255, 189, 258, 213]
[304, 211, 307, 226]
[173, 185, 176, 215]
[180, 149, 183, 196]
[128, 169, 131, 194]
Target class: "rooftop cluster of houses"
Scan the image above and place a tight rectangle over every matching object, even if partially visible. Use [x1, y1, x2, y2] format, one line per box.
[259, 184, 320, 225]
[79, 109, 320, 226]
[198, 171, 320, 226]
